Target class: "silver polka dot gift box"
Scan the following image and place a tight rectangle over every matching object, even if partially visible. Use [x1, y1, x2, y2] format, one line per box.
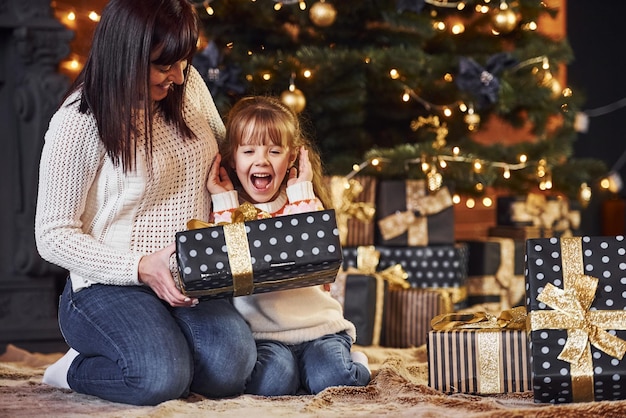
[175, 209, 343, 299]
[526, 236, 626, 404]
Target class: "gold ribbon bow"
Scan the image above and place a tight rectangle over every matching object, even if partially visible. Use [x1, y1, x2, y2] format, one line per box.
[467, 238, 525, 312]
[336, 246, 410, 346]
[187, 202, 271, 230]
[431, 306, 527, 331]
[351, 246, 411, 291]
[185, 202, 271, 297]
[430, 307, 527, 394]
[528, 237, 626, 402]
[511, 193, 572, 231]
[377, 182, 452, 245]
[329, 176, 376, 246]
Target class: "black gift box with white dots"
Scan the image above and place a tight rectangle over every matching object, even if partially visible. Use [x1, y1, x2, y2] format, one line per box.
[526, 236, 626, 404]
[175, 210, 343, 299]
[342, 244, 469, 310]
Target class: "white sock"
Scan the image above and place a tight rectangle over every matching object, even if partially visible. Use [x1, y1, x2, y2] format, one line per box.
[42, 348, 79, 389]
[351, 350, 370, 374]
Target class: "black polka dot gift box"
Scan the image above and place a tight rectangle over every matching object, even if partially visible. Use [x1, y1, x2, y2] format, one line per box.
[526, 236, 626, 403]
[175, 209, 343, 299]
[343, 244, 469, 311]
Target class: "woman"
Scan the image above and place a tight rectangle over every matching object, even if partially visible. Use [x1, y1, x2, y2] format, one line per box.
[35, 0, 256, 406]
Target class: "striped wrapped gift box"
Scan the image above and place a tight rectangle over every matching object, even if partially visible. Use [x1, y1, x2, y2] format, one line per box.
[381, 288, 446, 348]
[326, 175, 377, 247]
[428, 329, 531, 394]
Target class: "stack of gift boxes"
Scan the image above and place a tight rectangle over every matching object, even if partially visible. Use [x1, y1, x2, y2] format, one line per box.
[330, 181, 626, 404]
[428, 235, 626, 404]
[426, 193, 626, 404]
[174, 177, 626, 404]
[328, 176, 469, 348]
[461, 193, 582, 316]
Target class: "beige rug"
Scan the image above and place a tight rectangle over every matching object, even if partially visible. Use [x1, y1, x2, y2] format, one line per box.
[2, 344, 626, 417]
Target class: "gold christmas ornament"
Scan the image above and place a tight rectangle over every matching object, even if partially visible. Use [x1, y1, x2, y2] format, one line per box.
[538, 71, 563, 99]
[464, 111, 480, 131]
[578, 182, 592, 208]
[491, 8, 519, 34]
[281, 88, 306, 113]
[309, 1, 337, 27]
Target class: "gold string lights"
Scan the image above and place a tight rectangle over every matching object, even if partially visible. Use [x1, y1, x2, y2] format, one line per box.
[52, 1, 104, 80]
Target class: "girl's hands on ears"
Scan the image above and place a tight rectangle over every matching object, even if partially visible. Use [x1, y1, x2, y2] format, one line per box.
[287, 147, 313, 187]
[207, 153, 234, 194]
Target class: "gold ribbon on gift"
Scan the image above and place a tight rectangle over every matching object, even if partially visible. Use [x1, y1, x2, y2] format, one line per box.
[185, 202, 271, 297]
[426, 286, 467, 315]
[339, 245, 410, 346]
[528, 237, 626, 403]
[187, 202, 271, 230]
[431, 307, 527, 393]
[510, 193, 579, 236]
[467, 238, 525, 312]
[377, 181, 452, 246]
[329, 176, 376, 246]
[431, 306, 527, 331]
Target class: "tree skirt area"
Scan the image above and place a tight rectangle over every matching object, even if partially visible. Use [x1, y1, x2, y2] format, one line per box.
[1, 344, 625, 417]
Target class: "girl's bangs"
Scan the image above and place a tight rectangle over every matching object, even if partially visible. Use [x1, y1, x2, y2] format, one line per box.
[239, 118, 288, 147]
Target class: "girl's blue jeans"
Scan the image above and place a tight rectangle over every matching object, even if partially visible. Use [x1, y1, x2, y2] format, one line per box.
[57, 279, 256, 405]
[245, 331, 371, 396]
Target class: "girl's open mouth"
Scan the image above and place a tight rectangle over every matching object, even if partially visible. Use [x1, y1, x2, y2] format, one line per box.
[251, 173, 272, 190]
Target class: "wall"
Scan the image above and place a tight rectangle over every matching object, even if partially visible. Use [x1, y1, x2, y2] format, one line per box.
[568, 3, 626, 235]
[1, 1, 73, 353]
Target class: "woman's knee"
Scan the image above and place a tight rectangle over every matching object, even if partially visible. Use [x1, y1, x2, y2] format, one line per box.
[127, 349, 194, 405]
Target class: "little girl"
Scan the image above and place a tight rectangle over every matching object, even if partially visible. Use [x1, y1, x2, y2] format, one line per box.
[207, 96, 371, 396]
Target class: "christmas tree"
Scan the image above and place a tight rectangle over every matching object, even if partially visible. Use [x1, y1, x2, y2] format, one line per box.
[193, 0, 606, 200]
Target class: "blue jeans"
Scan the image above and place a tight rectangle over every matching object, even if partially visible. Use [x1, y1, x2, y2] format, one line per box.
[57, 279, 256, 405]
[245, 332, 371, 396]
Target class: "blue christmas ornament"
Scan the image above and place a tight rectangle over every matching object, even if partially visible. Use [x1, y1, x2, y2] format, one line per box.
[397, 0, 426, 13]
[194, 40, 246, 98]
[455, 53, 517, 109]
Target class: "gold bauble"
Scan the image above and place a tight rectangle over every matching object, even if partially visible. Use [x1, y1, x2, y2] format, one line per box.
[464, 112, 481, 130]
[540, 72, 563, 99]
[491, 8, 519, 34]
[281, 88, 306, 113]
[309, 1, 337, 27]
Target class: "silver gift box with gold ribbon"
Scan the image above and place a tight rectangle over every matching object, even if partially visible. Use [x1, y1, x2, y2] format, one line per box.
[175, 209, 343, 299]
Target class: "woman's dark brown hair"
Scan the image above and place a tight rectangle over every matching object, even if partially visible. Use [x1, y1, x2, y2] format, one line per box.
[65, 0, 199, 171]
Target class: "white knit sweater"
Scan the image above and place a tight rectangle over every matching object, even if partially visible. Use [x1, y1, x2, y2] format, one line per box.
[35, 66, 224, 292]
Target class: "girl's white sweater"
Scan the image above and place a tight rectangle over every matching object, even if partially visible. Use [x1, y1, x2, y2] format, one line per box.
[211, 184, 357, 345]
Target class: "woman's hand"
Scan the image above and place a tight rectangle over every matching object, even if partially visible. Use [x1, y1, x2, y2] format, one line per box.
[287, 147, 313, 186]
[138, 243, 198, 307]
[207, 153, 234, 194]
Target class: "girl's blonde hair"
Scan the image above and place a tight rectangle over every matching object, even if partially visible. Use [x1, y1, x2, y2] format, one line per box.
[222, 96, 332, 209]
